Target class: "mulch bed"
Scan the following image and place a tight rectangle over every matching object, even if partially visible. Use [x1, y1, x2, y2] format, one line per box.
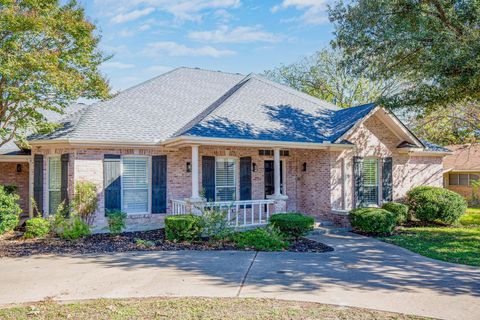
[0, 229, 333, 258]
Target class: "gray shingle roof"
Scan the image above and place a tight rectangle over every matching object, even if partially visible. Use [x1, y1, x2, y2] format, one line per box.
[25, 67, 446, 153]
[32, 67, 245, 143]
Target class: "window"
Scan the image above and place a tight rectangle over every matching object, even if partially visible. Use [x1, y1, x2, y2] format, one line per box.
[363, 158, 379, 206]
[48, 156, 62, 214]
[449, 173, 459, 185]
[459, 174, 469, 186]
[259, 150, 273, 156]
[280, 150, 290, 157]
[215, 158, 236, 201]
[122, 157, 149, 213]
[449, 173, 480, 186]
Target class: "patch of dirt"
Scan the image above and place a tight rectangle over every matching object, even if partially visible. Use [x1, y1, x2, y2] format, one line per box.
[0, 229, 333, 258]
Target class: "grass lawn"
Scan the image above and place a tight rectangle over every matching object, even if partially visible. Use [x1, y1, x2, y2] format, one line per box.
[0, 297, 426, 320]
[380, 226, 480, 266]
[459, 208, 480, 226]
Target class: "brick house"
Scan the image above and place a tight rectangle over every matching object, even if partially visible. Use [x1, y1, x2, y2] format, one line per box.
[0, 67, 450, 230]
[443, 144, 480, 203]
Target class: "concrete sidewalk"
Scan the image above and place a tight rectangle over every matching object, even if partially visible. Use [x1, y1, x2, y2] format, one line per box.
[0, 229, 479, 320]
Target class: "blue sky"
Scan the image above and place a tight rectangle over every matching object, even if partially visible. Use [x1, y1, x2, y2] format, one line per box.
[80, 0, 334, 91]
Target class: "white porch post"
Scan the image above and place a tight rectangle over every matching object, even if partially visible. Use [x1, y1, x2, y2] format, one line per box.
[274, 147, 281, 197]
[28, 158, 34, 218]
[191, 145, 200, 200]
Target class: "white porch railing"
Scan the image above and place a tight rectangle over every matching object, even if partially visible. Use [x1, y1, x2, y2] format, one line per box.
[169, 199, 276, 227]
[171, 199, 188, 215]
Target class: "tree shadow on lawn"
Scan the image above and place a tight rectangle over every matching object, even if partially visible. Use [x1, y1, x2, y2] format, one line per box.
[60, 232, 480, 298]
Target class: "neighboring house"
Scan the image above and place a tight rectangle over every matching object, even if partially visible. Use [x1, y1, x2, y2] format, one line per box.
[443, 144, 480, 203]
[0, 67, 450, 230]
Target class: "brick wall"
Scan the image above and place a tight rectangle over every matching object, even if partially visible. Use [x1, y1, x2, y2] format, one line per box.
[0, 162, 29, 215]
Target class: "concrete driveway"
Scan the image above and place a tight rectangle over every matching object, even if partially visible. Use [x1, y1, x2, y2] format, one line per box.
[0, 228, 479, 320]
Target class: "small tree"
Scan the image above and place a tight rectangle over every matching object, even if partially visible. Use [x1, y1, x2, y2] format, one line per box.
[0, 185, 21, 234]
[471, 180, 480, 208]
[71, 181, 98, 226]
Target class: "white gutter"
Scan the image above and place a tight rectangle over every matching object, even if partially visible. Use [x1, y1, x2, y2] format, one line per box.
[27, 136, 356, 150]
[162, 136, 355, 150]
[0, 155, 31, 162]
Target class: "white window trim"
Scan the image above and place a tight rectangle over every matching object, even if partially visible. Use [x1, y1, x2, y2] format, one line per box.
[214, 156, 237, 202]
[46, 155, 61, 216]
[121, 155, 151, 215]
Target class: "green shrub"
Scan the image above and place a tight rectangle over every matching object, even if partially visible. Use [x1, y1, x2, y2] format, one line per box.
[201, 208, 232, 240]
[165, 214, 204, 242]
[407, 186, 467, 224]
[71, 181, 98, 226]
[106, 210, 127, 235]
[269, 213, 314, 239]
[349, 208, 397, 235]
[231, 227, 288, 251]
[58, 215, 91, 240]
[0, 185, 21, 234]
[381, 202, 408, 224]
[49, 201, 69, 234]
[24, 218, 51, 238]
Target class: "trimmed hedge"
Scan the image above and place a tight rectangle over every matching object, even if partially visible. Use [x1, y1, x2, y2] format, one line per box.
[25, 218, 50, 238]
[349, 208, 396, 235]
[406, 186, 467, 224]
[231, 227, 288, 251]
[381, 202, 408, 224]
[269, 213, 314, 239]
[165, 214, 204, 242]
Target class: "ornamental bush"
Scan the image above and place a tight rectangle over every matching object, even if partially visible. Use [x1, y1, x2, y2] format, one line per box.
[165, 214, 204, 242]
[24, 218, 51, 238]
[231, 227, 288, 251]
[381, 202, 408, 224]
[349, 208, 397, 235]
[71, 181, 98, 227]
[58, 215, 91, 240]
[0, 185, 21, 234]
[406, 186, 467, 224]
[106, 210, 127, 235]
[269, 213, 314, 239]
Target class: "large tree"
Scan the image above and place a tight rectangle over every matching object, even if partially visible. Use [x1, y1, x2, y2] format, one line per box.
[0, 0, 110, 148]
[408, 101, 480, 145]
[329, 0, 480, 110]
[264, 48, 399, 108]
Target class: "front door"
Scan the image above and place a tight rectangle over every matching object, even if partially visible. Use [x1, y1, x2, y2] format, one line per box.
[264, 160, 283, 198]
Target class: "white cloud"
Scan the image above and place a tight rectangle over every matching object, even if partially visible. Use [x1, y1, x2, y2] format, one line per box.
[118, 29, 135, 37]
[98, 0, 240, 23]
[102, 61, 135, 69]
[111, 7, 155, 24]
[272, 0, 330, 25]
[188, 25, 281, 43]
[144, 41, 235, 57]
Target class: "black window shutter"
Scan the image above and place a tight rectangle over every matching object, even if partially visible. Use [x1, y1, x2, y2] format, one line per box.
[152, 155, 167, 213]
[104, 154, 121, 214]
[240, 157, 252, 201]
[382, 157, 393, 202]
[353, 156, 364, 208]
[202, 156, 215, 201]
[60, 154, 70, 205]
[33, 154, 44, 216]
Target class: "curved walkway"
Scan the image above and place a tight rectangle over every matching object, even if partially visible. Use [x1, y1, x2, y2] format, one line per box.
[0, 228, 479, 320]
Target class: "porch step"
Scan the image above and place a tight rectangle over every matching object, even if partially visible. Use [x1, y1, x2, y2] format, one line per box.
[315, 220, 334, 227]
